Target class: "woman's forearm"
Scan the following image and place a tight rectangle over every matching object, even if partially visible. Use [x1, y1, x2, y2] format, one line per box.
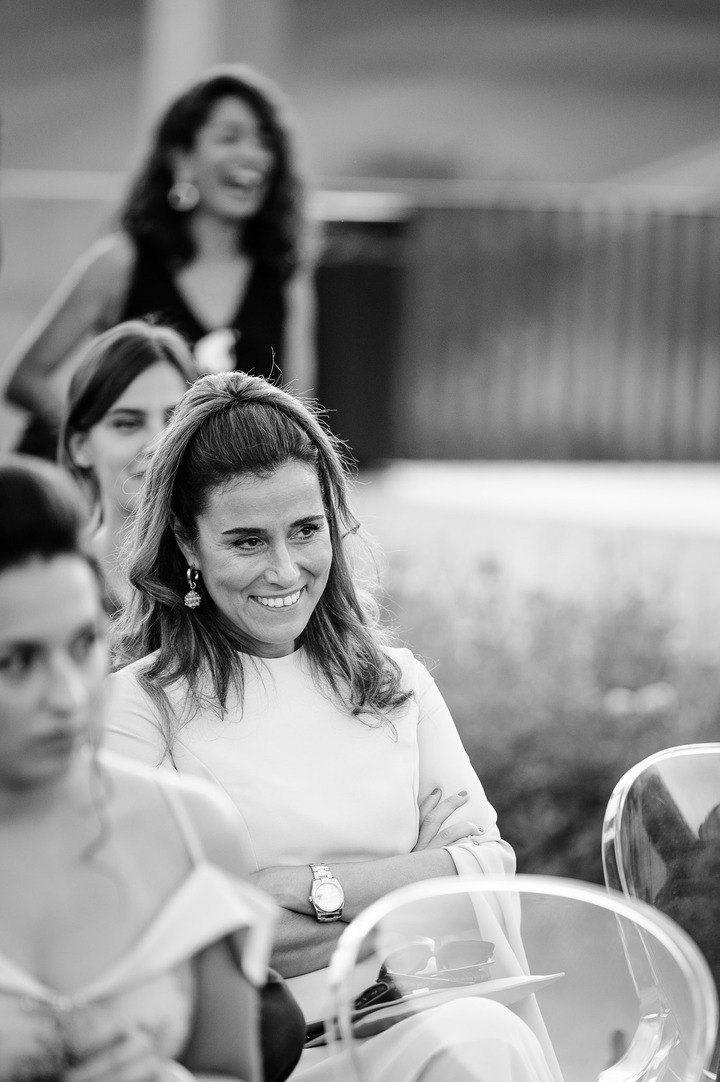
[268, 905, 345, 977]
[251, 848, 457, 926]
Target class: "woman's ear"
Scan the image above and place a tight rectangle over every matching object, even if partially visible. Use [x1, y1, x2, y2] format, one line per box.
[170, 512, 199, 569]
[68, 431, 94, 470]
[169, 148, 195, 185]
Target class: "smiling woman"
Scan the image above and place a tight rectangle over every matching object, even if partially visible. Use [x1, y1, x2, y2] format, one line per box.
[174, 461, 332, 658]
[102, 372, 558, 1081]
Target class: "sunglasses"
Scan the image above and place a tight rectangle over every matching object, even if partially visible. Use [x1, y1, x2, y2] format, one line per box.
[353, 936, 495, 1012]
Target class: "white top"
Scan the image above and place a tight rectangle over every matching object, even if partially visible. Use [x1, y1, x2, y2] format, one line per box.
[0, 758, 277, 1082]
[103, 646, 515, 1019]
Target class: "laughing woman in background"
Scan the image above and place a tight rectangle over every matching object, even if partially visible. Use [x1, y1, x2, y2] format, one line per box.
[6, 65, 315, 459]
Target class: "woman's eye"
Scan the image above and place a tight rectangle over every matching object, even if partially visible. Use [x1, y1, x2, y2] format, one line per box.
[71, 629, 99, 663]
[233, 537, 263, 551]
[0, 646, 36, 677]
[294, 524, 321, 541]
[111, 418, 141, 432]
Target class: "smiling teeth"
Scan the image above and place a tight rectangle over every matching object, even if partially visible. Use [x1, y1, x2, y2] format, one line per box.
[230, 170, 263, 187]
[255, 590, 302, 608]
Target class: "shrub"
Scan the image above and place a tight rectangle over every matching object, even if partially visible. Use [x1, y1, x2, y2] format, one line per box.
[383, 553, 720, 883]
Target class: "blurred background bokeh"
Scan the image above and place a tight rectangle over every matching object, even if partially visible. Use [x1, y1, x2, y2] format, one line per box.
[2, 0, 720, 881]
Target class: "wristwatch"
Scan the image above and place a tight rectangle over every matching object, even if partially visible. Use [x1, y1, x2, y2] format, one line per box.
[308, 862, 344, 922]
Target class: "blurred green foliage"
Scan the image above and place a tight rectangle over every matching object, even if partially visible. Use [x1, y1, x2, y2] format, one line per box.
[383, 555, 720, 884]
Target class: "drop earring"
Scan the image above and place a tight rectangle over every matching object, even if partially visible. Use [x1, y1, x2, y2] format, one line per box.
[184, 567, 201, 609]
[168, 179, 199, 212]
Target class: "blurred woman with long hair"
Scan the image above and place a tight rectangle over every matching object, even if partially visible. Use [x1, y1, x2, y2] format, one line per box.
[59, 319, 197, 612]
[0, 454, 282, 1082]
[6, 64, 315, 459]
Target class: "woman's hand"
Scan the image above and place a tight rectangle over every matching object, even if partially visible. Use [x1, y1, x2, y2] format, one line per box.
[413, 788, 484, 851]
[65, 1025, 162, 1082]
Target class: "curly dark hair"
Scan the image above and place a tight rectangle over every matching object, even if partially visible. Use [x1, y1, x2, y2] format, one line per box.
[119, 64, 309, 281]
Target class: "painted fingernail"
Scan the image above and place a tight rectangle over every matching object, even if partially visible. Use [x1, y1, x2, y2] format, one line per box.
[431, 787, 440, 796]
[458, 790, 468, 797]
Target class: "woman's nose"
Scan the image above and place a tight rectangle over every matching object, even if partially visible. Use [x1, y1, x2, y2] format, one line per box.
[46, 653, 88, 715]
[265, 544, 297, 585]
[139, 418, 168, 455]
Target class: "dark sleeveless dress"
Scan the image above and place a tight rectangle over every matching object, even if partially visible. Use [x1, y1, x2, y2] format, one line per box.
[16, 237, 286, 459]
[119, 237, 286, 380]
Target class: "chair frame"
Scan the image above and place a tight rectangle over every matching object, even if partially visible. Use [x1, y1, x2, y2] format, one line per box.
[603, 743, 720, 1079]
[602, 742, 720, 899]
[326, 873, 719, 1082]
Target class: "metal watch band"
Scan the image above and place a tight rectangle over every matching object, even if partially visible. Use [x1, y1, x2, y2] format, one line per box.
[310, 862, 333, 882]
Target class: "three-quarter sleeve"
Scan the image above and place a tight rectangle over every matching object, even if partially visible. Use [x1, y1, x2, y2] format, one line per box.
[410, 654, 516, 878]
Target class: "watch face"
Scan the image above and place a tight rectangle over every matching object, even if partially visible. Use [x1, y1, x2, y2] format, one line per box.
[315, 880, 343, 912]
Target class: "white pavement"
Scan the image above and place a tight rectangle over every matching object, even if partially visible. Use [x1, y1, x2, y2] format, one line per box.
[350, 461, 720, 639]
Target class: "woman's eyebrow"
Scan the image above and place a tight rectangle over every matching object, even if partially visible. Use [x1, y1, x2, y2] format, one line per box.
[221, 525, 268, 537]
[0, 618, 97, 649]
[221, 514, 326, 537]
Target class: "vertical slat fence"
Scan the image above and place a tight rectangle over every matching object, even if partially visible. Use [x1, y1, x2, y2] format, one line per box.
[389, 201, 720, 460]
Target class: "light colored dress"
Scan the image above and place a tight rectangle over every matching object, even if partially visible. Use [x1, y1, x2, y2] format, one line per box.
[104, 646, 560, 1082]
[0, 767, 275, 1082]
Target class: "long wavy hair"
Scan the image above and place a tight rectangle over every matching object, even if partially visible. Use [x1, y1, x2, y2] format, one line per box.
[120, 64, 310, 280]
[112, 372, 410, 744]
[59, 320, 198, 514]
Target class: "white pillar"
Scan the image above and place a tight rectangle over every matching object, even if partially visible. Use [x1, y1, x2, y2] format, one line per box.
[137, 0, 289, 147]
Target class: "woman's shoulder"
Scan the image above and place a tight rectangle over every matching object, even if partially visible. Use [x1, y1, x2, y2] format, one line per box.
[72, 232, 137, 322]
[383, 644, 433, 682]
[99, 749, 252, 877]
[107, 652, 157, 691]
[78, 231, 136, 282]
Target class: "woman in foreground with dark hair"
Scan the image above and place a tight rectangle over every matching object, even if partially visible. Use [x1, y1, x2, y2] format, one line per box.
[59, 319, 196, 611]
[0, 454, 292, 1082]
[6, 64, 315, 458]
[104, 371, 559, 1082]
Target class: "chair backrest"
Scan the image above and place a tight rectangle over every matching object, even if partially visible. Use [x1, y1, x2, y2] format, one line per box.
[324, 874, 718, 1082]
[602, 743, 720, 904]
[603, 743, 720, 1076]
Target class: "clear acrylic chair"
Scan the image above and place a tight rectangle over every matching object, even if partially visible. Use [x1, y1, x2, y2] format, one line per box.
[322, 874, 718, 1082]
[603, 743, 720, 1077]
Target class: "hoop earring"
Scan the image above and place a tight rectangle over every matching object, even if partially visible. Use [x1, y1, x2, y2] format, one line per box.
[168, 180, 199, 212]
[184, 567, 201, 609]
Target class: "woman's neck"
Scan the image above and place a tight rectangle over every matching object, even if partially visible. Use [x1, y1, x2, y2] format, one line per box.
[95, 503, 129, 559]
[92, 511, 131, 608]
[189, 210, 246, 260]
[0, 745, 96, 825]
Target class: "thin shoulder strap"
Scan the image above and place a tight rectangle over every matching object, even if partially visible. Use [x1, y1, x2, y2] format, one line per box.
[156, 779, 205, 866]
